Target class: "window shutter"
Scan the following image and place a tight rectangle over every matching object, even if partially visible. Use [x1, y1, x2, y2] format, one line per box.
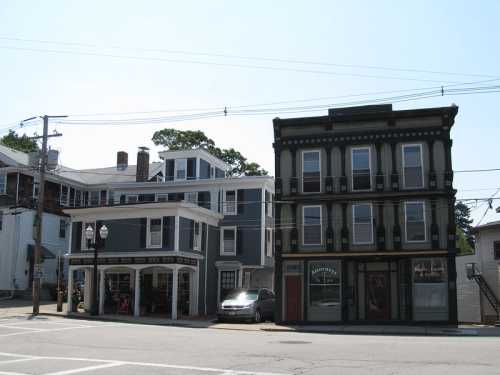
[165, 159, 175, 181]
[237, 189, 244, 215]
[139, 218, 147, 248]
[237, 227, 243, 255]
[73, 222, 82, 251]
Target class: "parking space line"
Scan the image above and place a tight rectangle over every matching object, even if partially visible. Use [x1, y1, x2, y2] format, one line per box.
[0, 352, 290, 375]
[0, 324, 120, 338]
[0, 358, 40, 365]
[44, 362, 124, 375]
[0, 371, 30, 375]
[0, 325, 45, 332]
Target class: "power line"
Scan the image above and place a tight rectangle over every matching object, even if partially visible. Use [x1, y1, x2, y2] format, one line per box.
[0, 45, 462, 84]
[1, 36, 498, 79]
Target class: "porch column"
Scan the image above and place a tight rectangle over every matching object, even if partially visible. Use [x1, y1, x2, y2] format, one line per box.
[134, 269, 141, 317]
[67, 267, 74, 313]
[174, 216, 180, 252]
[171, 266, 179, 320]
[98, 269, 105, 315]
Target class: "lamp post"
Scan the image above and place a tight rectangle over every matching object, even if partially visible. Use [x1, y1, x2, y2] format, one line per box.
[85, 224, 108, 316]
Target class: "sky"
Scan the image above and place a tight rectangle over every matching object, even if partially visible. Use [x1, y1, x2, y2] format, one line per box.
[0, 0, 499, 225]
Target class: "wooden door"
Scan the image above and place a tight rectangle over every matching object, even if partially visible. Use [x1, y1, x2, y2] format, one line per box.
[285, 275, 302, 321]
[366, 272, 391, 320]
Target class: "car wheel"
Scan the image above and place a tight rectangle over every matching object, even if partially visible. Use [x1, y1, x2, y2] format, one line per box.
[254, 309, 262, 323]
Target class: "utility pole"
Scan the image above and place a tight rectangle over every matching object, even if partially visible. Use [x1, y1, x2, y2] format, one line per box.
[31, 115, 65, 315]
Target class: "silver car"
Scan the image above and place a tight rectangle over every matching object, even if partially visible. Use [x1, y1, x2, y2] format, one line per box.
[217, 288, 275, 323]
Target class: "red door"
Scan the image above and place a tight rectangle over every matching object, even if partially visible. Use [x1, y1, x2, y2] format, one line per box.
[366, 272, 391, 320]
[285, 275, 302, 321]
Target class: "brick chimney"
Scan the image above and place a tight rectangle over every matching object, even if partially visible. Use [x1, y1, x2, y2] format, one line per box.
[117, 151, 128, 170]
[136, 147, 150, 182]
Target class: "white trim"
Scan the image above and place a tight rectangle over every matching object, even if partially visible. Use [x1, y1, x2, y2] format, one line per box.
[158, 148, 229, 172]
[352, 203, 374, 245]
[220, 226, 237, 256]
[266, 228, 273, 257]
[301, 149, 321, 193]
[404, 200, 427, 243]
[147, 217, 163, 248]
[351, 146, 372, 192]
[402, 143, 425, 189]
[302, 205, 323, 246]
[174, 158, 187, 181]
[174, 215, 180, 251]
[223, 189, 237, 215]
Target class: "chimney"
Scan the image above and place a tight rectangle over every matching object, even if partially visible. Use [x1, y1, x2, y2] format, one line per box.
[117, 151, 128, 170]
[136, 147, 150, 182]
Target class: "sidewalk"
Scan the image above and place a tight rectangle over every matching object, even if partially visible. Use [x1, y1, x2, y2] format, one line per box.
[1, 299, 498, 336]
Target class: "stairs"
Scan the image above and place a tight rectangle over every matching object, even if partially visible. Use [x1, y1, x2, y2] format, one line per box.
[466, 263, 500, 319]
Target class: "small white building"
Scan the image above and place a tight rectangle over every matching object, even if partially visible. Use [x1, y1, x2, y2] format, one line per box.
[457, 220, 500, 324]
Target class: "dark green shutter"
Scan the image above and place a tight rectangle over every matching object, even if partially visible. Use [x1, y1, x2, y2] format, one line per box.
[139, 218, 147, 248]
[237, 189, 244, 215]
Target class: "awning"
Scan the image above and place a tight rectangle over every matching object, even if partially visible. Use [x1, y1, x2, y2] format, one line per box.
[26, 244, 56, 260]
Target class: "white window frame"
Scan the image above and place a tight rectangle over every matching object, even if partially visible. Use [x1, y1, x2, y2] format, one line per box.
[266, 228, 273, 257]
[351, 146, 372, 192]
[302, 205, 323, 246]
[301, 149, 321, 193]
[404, 201, 427, 243]
[220, 226, 237, 256]
[0, 171, 6, 195]
[223, 190, 237, 215]
[82, 221, 96, 251]
[127, 194, 138, 204]
[193, 221, 201, 251]
[266, 191, 273, 217]
[148, 217, 163, 248]
[402, 143, 424, 189]
[156, 193, 168, 202]
[352, 203, 374, 245]
[175, 158, 187, 181]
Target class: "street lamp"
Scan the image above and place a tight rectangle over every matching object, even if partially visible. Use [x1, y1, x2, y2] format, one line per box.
[85, 224, 108, 316]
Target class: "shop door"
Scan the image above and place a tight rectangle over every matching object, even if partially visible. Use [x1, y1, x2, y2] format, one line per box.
[285, 275, 302, 321]
[366, 272, 391, 320]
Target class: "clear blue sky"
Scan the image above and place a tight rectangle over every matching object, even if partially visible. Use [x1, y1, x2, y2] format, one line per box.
[1, 0, 499, 224]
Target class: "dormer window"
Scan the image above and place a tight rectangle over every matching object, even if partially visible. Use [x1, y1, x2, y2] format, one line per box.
[175, 159, 187, 180]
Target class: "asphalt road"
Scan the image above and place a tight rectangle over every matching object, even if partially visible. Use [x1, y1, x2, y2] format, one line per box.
[1, 315, 500, 375]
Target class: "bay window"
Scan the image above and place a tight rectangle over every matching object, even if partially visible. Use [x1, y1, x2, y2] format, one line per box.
[302, 150, 321, 193]
[353, 203, 373, 244]
[303, 205, 322, 245]
[405, 201, 426, 242]
[352, 147, 371, 191]
[403, 144, 424, 188]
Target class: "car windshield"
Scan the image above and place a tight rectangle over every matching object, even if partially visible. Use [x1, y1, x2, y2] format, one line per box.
[225, 290, 259, 301]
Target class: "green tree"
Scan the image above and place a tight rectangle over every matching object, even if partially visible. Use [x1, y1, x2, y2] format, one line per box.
[152, 129, 268, 176]
[0, 130, 39, 153]
[455, 201, 475, 254]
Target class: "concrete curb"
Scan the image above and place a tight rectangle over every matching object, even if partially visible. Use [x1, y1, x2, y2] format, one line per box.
[37, 313, 479, 336]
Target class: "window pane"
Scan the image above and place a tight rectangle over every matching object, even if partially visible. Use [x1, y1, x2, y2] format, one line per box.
[150, 219, 162, 246]
[404, 146, 423, 188]
[223, 229, 235, 253]
[354, 223, 372, 243]
[352, 148, 371, 190]
[404, 146, 422, 167]
[303, 151, 320, 193]
[354, 204, 371, 223]
[406, 202, 425, 241]
[175, 159, 186, 179]
[0, 172, 6, 194]
[309, 262, 340, 307]
[413, 259, 445, 283]
[303, 206, 321, 245]
[304, 207, 321, 225]
[225, 191, 236, 213]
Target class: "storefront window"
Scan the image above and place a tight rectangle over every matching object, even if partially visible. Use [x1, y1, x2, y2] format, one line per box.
[309, 261, 340, 307]
[413, 259, 445, 283]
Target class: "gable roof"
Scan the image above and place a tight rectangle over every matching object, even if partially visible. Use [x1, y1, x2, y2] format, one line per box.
[0, 143, 30, 167]
[473, 220, 500, 233]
